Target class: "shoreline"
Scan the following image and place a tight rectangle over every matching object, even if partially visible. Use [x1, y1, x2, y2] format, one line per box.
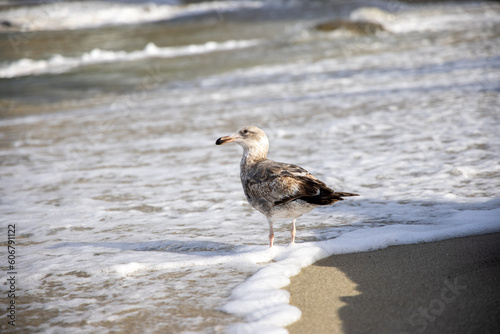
[286, 233, 500, 334]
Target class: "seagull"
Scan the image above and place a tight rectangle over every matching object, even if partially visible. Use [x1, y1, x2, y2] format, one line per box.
[216, 125, 359, 247]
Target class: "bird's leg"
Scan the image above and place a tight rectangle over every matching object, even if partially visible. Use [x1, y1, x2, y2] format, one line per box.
[291, 219, 296, 244]
[267, 219, 274, 248]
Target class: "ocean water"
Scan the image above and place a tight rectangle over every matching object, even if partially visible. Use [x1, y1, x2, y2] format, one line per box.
[1, 0, 500, 333]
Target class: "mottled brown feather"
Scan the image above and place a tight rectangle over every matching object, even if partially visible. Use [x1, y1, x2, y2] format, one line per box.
[241, 160, 358, 213]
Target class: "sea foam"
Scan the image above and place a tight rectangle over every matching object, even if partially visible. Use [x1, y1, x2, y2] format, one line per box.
[0, 39, 261, 78]
[222, 207, 500, 333]
[0, 0, 263, 31]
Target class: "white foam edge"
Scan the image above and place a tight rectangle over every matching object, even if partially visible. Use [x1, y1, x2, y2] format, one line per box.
[222, 207, 500, 333]
[0, 39, 262, 78]
[110, 244, 280, 275]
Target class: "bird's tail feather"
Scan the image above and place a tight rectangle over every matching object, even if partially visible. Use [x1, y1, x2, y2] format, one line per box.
[335, 191, 360, 197]
[301, 190, 359, 206]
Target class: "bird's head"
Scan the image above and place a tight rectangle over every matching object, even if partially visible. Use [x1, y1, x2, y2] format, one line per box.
[216, 125, 269, 156]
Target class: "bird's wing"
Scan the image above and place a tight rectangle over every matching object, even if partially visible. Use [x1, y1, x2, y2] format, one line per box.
[243, 160, 331, 206]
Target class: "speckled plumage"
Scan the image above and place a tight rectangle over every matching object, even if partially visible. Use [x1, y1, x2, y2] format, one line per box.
[216, 126, 358, 247]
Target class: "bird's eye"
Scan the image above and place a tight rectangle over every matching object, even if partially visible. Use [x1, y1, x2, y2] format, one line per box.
[242, 129, 249, 135]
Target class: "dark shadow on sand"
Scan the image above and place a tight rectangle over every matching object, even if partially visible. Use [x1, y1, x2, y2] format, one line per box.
[285, 197, 500, 333]
[313, 232, 500, 334]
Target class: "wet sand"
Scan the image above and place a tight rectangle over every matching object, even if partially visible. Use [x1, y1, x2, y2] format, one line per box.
[286, 233, 500, 334]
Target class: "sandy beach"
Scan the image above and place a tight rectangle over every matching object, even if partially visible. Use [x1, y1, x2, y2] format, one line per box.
[286, 233, 500, 334]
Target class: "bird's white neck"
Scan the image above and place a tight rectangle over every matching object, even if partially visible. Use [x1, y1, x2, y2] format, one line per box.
[240, 142, 268, 168]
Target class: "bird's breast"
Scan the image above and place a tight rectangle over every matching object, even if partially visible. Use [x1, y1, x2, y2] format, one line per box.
[270, 199, 316, 219]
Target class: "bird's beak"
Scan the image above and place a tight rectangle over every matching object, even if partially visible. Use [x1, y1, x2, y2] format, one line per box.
[216, 134, 240, 145]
